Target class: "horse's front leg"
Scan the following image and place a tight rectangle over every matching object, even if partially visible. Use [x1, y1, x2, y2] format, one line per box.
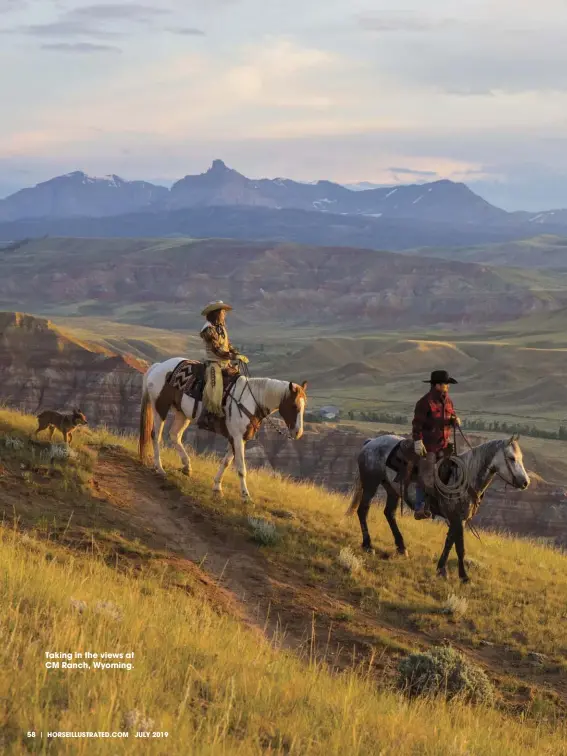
[454, 519, 470, 583]
[233, 436, 251, 501]
[437, 523, 456, 579]
[213, 443, 234, 495]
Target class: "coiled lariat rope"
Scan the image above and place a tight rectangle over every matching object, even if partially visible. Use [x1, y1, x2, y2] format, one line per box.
[433, 454, 470, 500]
[432, 426, 471, 501]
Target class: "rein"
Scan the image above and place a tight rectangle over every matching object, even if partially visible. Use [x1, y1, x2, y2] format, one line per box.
[456, 425, 521, 490]
[230, 363, 292, 439]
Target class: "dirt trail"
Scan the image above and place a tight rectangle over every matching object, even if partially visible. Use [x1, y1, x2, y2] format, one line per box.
[93, 449, 567, 710]
[94, 452, 304, 628]
[94, 449, 409, 667]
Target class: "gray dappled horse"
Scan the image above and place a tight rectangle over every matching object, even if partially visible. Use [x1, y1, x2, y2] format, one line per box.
[346, 434, 530, 582]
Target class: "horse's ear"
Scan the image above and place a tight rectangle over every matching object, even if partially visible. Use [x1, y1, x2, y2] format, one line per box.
[301, 381, 308, 391]
[289, 381, 295, 393]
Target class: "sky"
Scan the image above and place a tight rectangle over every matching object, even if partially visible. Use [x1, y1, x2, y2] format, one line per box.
[1, 0, 567, 210]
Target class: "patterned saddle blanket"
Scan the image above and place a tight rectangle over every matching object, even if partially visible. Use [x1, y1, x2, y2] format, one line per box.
[167, 359, 204, 400]
[166, 360, 240, 404]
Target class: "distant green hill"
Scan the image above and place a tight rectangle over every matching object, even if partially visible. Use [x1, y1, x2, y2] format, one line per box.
[2, 236, 567, 331]
[404, 235, 567, 269]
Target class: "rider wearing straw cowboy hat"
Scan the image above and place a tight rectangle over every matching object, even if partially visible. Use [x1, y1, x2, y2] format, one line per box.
[412, 369, 461, 520]
[198, 301, 249, 429]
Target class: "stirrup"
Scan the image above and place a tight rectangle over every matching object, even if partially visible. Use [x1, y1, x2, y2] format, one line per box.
[197, 410, 215, 429]
[414, 508, 432, 520]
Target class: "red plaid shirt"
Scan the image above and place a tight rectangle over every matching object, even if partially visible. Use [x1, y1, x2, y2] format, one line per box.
[412, 389, 456, 453]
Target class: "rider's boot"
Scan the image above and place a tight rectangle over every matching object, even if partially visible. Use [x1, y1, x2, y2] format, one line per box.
[414, 486, 432, 520]
[197, 409, 222, 433]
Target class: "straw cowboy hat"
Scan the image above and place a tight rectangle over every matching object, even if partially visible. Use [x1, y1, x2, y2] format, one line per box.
[201, 300, 233, 317]
[423, 369, 458, 385]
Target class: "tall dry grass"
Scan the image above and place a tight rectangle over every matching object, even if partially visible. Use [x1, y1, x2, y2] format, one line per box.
[1, 407, 567, 752]
[1, 528, 566, 755]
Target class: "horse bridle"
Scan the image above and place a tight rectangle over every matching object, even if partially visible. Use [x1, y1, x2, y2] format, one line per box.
[456, 425, 525, 490]
[493, 447, 526, 490]
[229, 365, 294, 440]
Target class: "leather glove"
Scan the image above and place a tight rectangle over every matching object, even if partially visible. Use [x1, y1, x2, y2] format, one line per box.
[236, 354, 249, 364]
[414, 439, 426, 457]
[452, 415, 461, 427]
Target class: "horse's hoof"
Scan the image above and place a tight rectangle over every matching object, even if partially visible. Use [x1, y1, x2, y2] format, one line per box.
[460, 575, 471, 585]
[362, 544, 374, 554]
[181, 466, 191, 477]
[397, 548, 410, 558]
[437, 568, 448, 580]
[155, 468, 167, 477]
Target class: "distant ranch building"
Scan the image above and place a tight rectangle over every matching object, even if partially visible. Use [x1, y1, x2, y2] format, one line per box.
[308, 405, 341, 422]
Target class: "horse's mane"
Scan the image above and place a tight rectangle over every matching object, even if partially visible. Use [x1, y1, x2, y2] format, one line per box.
[458, 438, 505, 490]
[245, 377, 290, 409]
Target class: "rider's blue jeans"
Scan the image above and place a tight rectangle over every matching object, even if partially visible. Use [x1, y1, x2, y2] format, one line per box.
[414, 485, 426, 511]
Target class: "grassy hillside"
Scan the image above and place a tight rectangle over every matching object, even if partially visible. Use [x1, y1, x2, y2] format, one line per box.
[1, 408, 567, 753]
[404, 235, 567, 270]
[3, 203, 567, 252]
[24, 313, 567, 432]
[2, 236, 567, 331]
[54, 316, 200, 364]
[258, 332, 567, 427]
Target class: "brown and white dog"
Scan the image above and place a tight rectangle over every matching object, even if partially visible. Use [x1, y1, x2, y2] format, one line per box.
[35, 408, 88, 445]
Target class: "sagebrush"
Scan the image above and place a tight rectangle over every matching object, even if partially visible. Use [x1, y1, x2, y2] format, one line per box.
[398, 646, 494, 705]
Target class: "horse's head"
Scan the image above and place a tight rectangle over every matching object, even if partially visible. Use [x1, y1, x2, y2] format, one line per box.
[278, 381, 308, 440]
[72, 408, 88, 426]
[493, 434, 530, 490]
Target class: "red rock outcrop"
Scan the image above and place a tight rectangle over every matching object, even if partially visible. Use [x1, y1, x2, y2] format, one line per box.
[0, 312, 146, 430]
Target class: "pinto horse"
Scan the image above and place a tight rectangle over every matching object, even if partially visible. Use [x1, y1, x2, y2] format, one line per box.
[346, 434, 530, 582]
[138, 357, 307, 500]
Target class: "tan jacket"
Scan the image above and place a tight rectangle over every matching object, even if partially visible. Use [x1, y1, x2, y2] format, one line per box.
[200, 322, 237, 367]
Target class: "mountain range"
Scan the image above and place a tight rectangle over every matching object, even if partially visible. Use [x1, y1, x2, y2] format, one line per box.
[0, 171, 168, 222]
[2, 159, 567, 251]
[2, 159, 567, 227]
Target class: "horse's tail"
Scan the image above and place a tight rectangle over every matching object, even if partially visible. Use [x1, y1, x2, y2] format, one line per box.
[138, 374, 153, 464]
[345, 465, 364, 518]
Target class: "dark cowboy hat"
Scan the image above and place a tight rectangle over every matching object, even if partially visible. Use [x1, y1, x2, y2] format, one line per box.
[423, 369, 458, 385]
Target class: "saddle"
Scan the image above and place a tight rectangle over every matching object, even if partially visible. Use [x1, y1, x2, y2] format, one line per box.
[386, 439, 456, 512]
[167, 359, 205, 401]
[166, 360, 239, 406]
[386, 439, 418, 482]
